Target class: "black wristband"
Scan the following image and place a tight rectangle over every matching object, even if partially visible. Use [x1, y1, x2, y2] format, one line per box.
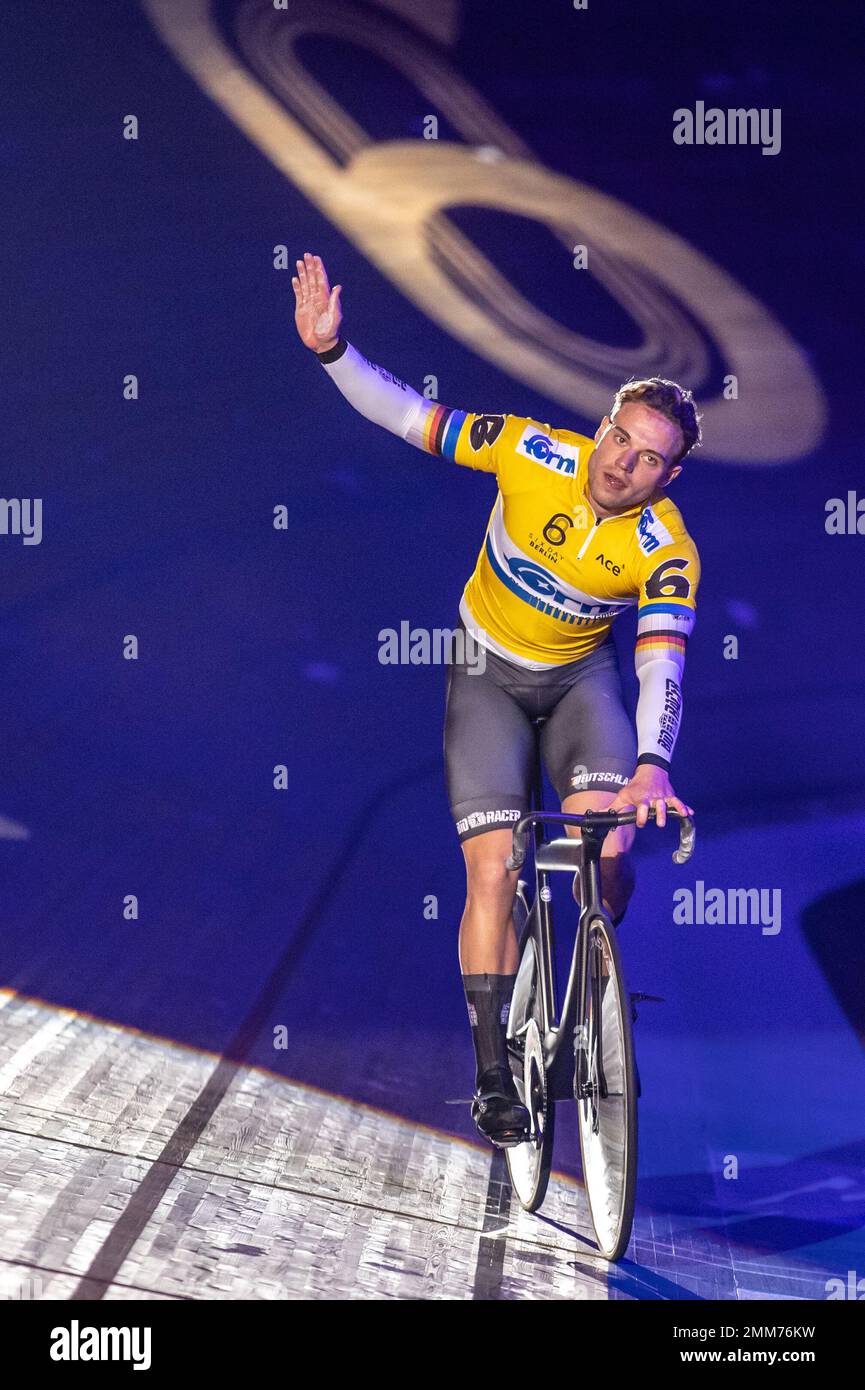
[636, 753, 671, 773]
[316, 337, 347, 364]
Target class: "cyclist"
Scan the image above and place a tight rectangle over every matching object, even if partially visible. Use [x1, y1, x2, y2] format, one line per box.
[293, 252, 700, 1148]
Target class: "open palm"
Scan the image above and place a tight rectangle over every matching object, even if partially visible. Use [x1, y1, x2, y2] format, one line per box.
[292, 252, 343, 351]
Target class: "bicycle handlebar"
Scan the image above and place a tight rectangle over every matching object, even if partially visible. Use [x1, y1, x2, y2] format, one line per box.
[504, 805, 696, 871]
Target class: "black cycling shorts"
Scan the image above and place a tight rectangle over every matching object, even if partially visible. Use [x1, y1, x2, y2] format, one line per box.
[443, 619, 636, 843]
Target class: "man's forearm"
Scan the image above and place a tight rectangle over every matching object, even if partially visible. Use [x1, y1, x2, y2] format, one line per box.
[634, 657, 684, 770]
[316, 338, 428, 446]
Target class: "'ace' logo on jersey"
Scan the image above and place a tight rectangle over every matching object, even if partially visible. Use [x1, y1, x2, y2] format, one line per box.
[595, 552, 622, 575]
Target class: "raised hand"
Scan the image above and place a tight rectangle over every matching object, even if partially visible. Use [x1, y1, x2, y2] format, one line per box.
[292, 252, 343, 352]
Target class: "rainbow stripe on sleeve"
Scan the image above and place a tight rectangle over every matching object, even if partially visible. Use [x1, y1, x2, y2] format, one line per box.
[635, 599, 694, 662]
[423, 405, 468, 458]
[635, 630, 689, 656]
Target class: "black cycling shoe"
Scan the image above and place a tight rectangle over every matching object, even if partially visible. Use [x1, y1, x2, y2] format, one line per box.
[470, 1065, 531, 1148]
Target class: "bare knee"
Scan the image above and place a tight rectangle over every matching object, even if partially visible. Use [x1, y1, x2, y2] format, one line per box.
[467, 854, 516, 906]
[463, 834, 517, 911]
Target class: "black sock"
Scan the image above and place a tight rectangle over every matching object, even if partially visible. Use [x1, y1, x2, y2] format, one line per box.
[462, 972, 517, 1090]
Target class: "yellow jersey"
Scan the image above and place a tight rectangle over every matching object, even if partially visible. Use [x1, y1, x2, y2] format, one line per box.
[418, 406, 700, 669]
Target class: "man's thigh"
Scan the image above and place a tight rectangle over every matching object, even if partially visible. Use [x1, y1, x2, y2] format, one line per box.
[444, 660, 536, 846]
[540, 648, 636, 823]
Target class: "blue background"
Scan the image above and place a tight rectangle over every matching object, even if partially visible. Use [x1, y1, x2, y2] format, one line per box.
[1, 0, 863, 1274]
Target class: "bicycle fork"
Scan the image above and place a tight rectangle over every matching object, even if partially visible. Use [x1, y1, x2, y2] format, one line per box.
[573, 821, 611, 1122]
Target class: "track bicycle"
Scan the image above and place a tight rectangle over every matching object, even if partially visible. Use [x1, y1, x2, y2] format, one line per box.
[504, 715, 695, 1261]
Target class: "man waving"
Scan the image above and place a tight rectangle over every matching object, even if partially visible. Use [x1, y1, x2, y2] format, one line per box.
[294, 253, 701, 1147]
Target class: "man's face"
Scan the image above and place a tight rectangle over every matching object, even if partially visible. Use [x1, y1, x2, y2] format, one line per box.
[587, 401, 684, 516]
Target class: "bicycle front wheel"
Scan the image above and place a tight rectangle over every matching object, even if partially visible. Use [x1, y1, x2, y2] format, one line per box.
[574, 913, 638, 1261]
[505, 929, 555, 1212]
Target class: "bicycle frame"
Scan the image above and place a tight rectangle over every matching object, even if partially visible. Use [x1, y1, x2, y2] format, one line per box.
[511, 807, 614, 1098]
[507, 735, 694, 1099]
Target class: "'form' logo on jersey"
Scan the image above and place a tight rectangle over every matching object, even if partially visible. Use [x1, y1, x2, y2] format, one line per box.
[637, 506, 674, 555]
[516, 427, 580, 476]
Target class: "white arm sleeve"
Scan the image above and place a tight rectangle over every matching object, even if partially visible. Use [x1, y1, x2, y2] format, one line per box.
[317, 339, 429, 448]
[633, 599, 694, 767]
[635, 656, 684, 767]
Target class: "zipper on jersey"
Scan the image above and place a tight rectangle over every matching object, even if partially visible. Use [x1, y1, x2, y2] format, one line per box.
[575, 509, 608, 560]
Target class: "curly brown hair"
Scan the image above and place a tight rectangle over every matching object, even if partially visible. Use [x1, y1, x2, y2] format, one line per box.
[611, 378, 702, 465]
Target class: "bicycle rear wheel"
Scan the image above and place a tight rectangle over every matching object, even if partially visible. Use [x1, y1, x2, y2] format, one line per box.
[574, 913, 637, 1261]
[505, 913, 555, 1212]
